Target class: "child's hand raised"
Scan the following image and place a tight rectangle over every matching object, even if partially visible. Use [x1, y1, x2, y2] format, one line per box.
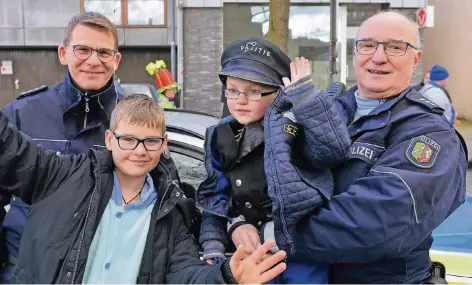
[230, 240, 287, 284]
[282, 57, 311, 87]
[231, 224, 261, 258]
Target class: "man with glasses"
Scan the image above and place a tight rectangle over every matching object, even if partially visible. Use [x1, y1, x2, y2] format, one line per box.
[278, 11, 467, 283]
[0, 12, 179, 282]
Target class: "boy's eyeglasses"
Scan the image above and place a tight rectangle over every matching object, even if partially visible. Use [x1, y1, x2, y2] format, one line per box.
[71, 45, 118, 63]
[112, 131, 164, 151]
[224, 88, 277, 101]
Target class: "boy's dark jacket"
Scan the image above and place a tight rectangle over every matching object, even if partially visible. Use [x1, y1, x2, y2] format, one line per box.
[0, 112, 236, 284]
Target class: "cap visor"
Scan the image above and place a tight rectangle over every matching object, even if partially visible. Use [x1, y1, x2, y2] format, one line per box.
[219, 68, 280, 87]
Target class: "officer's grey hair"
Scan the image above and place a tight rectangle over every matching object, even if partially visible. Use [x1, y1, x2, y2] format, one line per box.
[356, 10, 421, 49]
[64, 12, 119, 49]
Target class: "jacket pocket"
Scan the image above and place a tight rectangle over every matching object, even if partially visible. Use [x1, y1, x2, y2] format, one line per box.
[335, 141, 386, 193]
[93, 144, 107, 151]
[12, 264, 36, 284]
[47, 205, 87, 250]
[349, 141, 385, 165]
[32, 139, 69, 155]
[136, 273, 150, 284]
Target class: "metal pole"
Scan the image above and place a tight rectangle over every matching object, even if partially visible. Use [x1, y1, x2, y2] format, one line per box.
[170, 0, 177, 79]
[177, 0, 184, 108]
[329, 0, 338, 83]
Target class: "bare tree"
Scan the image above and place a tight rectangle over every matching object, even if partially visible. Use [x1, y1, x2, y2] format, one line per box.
[268, 0, 290, 52]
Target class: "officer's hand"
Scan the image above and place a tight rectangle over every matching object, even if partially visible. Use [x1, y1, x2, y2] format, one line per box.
[230, 241, 287, 284]
[231, 224, 261, 258]
[282, 57, 311, 87]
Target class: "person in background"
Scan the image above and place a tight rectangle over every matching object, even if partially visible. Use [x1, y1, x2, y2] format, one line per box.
[146, 60, 179, 109]
[419, 64, 456, 125]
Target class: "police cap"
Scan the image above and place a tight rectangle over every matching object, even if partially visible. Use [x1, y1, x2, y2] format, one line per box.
[219, 37, 291, 87]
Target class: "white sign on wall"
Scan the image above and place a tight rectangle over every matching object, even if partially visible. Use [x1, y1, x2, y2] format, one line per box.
[1, 60, 13, 75]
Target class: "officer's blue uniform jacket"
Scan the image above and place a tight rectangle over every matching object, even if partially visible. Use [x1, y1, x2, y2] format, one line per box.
[0, 72, 178, 282]
[197, 79, 351, 258]
[287, 86, 468, 284]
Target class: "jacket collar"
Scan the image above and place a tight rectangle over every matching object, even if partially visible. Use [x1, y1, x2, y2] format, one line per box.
[340, 86, 413, 121]
[90, 149, 177, 203]
[339, 86, 413, 136]
[59, 70, 122, 116]
[237, 120, 264, 160]
[429, 81, 444, 90]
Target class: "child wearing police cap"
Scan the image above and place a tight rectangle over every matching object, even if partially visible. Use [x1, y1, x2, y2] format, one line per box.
[197, 37, 350, 284]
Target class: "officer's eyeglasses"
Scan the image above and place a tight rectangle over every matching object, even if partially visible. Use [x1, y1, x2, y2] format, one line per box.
[224, 88, 277, 101]
[71, 45, 118, 63]
[112, 131, 165, 151]
[355, 40, 418, 57]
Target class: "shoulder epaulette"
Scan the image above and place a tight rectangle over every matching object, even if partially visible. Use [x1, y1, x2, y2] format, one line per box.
[406, 91, 444, 115]
[325, 81, 346, 98]
[16, 85, 48, 100]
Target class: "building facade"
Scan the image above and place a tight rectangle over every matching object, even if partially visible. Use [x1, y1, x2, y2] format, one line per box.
[0, 0, 177, 106]
[181, 0, 427, 116]
[422, 0, 472, 120]
[1, 0, 431, 117]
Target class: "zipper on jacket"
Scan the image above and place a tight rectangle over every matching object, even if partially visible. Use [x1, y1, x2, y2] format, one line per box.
[83, 93, 89, 129]
[158, 183, 174, 211]
[265, 105, 294, 253]
[70, 155, 102, 284]
[338, 97, 355, 126]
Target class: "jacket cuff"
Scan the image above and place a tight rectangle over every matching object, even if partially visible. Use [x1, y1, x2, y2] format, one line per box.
[260, 221, 280, 253]
[202, 240, 226, 260]
[227, 215, 249, 238]
[221, 259, 239, 284]
[283, 75, 316, 106]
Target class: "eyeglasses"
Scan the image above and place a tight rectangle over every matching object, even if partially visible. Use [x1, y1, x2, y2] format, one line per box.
[112, 131, 165, 151]
[224, 88, 277, 101]
[71, 45, 118, 63]
[355, 40, 418, 57]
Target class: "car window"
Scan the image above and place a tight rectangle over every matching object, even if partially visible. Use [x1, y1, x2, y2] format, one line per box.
[170, 152, 206, 191]
[121, 85, 153, 98]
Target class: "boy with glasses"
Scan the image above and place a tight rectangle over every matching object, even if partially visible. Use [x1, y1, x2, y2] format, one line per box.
[197, 37, 351, 283]
[0, 94, 287, 283]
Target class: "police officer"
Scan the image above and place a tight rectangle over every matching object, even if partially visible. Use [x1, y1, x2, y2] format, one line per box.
[282, 11, 468, 283]
[0, 12, 180, 283]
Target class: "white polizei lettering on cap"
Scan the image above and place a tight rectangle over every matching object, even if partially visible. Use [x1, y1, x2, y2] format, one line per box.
[240, 42, 271, 57]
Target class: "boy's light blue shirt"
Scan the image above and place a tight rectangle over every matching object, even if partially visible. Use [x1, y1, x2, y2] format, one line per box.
[82, 171, 158, 284]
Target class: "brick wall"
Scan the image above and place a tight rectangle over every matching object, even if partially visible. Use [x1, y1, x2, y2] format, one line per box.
[183, 8, 223, 117]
